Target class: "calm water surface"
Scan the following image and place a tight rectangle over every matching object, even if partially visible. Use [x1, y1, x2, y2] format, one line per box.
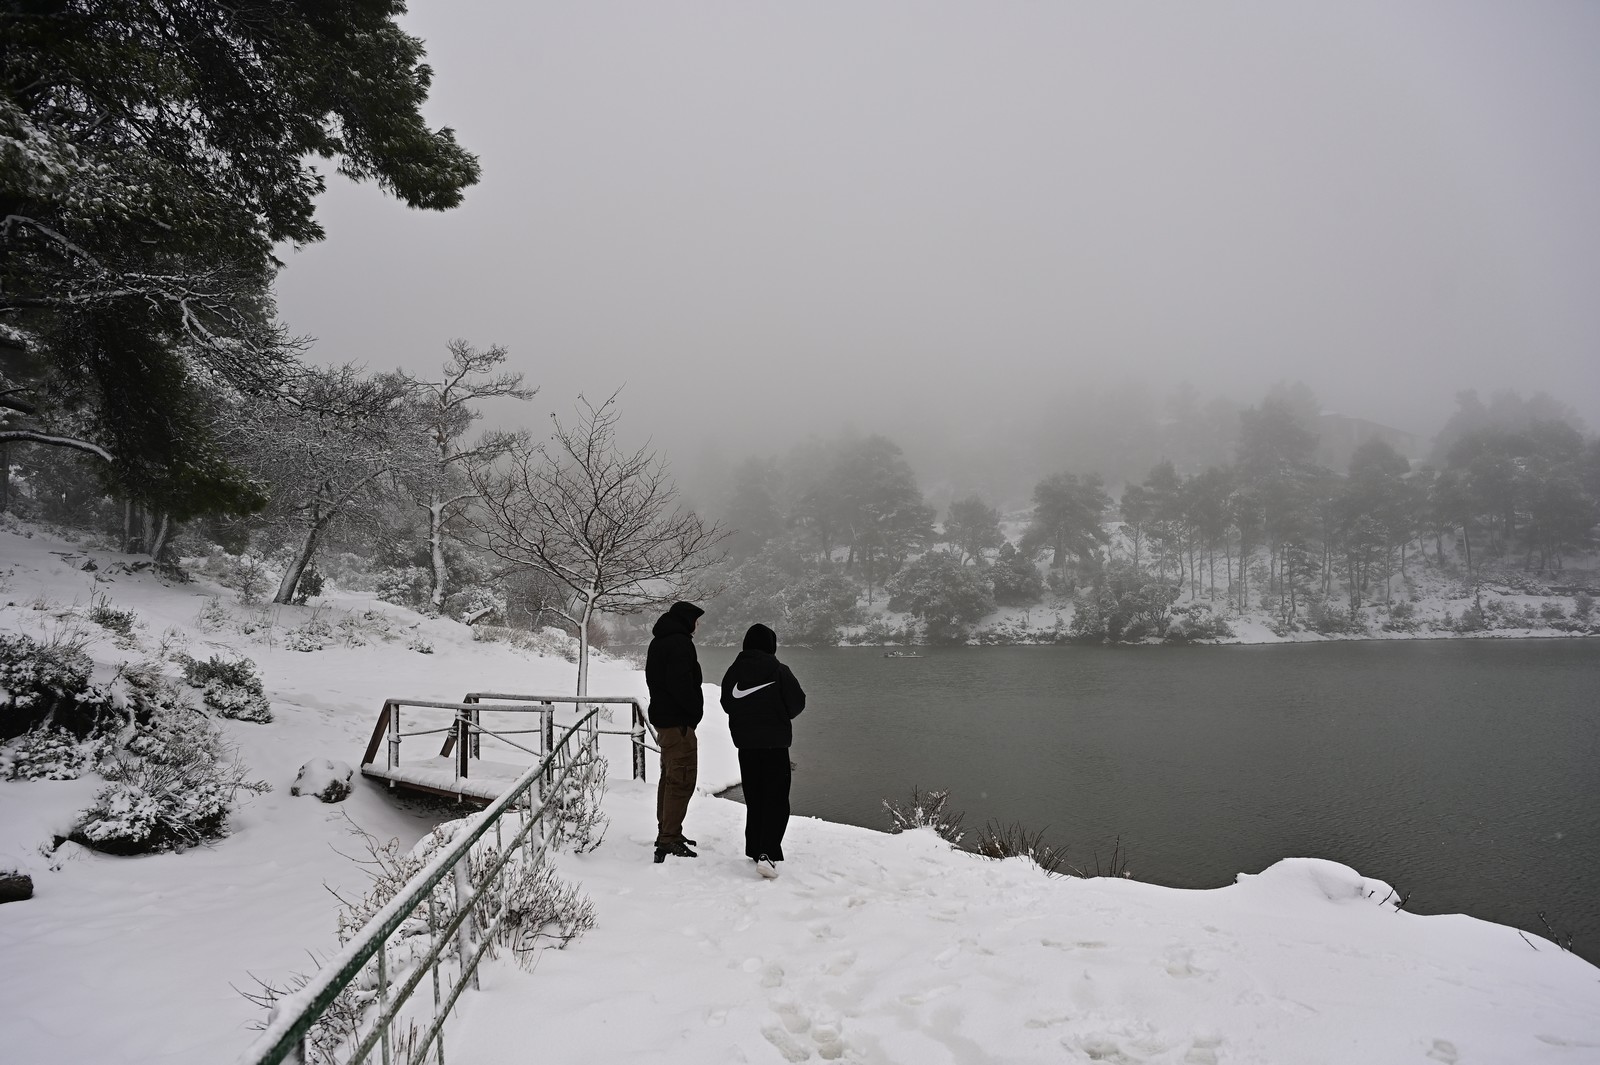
[696, 640, 1600, 964]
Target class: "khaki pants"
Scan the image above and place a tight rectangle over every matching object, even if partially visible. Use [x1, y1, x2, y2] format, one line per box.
[655, 725, 698, 846]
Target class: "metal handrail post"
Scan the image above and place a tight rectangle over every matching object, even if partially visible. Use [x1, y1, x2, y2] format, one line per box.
[455, 709, 471, 780]
[453, 861, 479, 992]
[632, 703, 646, 781]
[387, 700, 401, 771]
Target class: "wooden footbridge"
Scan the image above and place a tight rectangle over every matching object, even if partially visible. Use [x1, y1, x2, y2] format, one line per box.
[360, 693, 656, 802]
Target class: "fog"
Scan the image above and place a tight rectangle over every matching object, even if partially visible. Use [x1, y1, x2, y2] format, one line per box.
[274, 1, 1600, 508]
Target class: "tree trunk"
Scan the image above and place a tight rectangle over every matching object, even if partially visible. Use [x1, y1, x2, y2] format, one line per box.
[575, 590, 596, 698]
[428, 499, 448, 611]
[0, 444, 9, 513]
[274, 523, 324, 604]
[149, 513, 173, 563]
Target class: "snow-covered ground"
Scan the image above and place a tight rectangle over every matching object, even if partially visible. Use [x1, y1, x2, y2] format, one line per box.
[2, 522, 1598, 1065]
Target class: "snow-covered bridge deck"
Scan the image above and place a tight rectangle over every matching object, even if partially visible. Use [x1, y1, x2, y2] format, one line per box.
[359, 694, 652, 803]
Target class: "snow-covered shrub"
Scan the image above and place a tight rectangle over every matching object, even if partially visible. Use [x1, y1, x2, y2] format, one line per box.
[5, 726, 92, 780]
[1163, 603, 1234, 643]
[472, 624, 580, 662]
[284, 615, 334, 652]
[1540, 601, 1568, 623]
[182, 654, 272, 723]
[408, 638, 434, 655]
[291, 759, 354, 803]
[1455, 604, 1490, 632]
[1574, 592, 1594, 619]
[246, 812, 595, 1063]
[194, 596, 230, 633]
[887, 552, 995, 644]
[375, 566, 431, 610]
[1381, 600, 1419, 633]
[77, 695, 269, 854]
[0, 630, 108, 739]
[974, 820, 1067, 876]
[87, 594, 137, 637]
[291, 566, 325, 604]
[194, 550, 274, 603]
[1070, 562, 1178, 643]
[1307, 599, 1363, 636]
[443, 586, 504, 625]
[548, 755, 609, 853]
[883, 786, 964, 846]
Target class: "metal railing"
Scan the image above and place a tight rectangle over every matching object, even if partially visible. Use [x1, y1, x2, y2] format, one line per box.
[461, 693, 658, 782]
[359, 695, 654, 796]
[239, 709, 604, 1065]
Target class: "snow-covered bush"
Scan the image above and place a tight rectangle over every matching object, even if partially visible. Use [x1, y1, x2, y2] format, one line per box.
[375, 566, 431, 610]
[472, 624, 580, 662]
[5, 726, 92, 780]
[443, 586, 504, 625]
[194, 596, 230, 633]
[87, 594, 137, 637]
[1574, 592, 1594, 619]
[291, 759, 353, 803]
[1306, 598, 1363, 636]
[193, 550, 274, 603]
[248, 813, 595, 1064]
[284, 615, 334, 652]
[1070, 561, 1179, 643]
[1163, 603, 1235, 643]
[0, 630, 111, 739]
[883, 786, 965, 846]
[291, 566, 325, 604]
[1380, 600, 1419, 633]
[887, 551, 996, 644]
[182, 654, 273, 723]
[548, 756, 609, 853]
[76, 693, 269, 854]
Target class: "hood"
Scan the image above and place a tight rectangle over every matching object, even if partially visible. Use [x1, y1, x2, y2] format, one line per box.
[652, 600, 704, 637]
[742, 623, 777, 654]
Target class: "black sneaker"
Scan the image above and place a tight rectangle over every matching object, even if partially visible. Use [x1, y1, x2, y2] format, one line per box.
[654, 841, 698, 862]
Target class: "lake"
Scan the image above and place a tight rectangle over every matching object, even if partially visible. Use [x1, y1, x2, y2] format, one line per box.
[696, 639, 1600, 964]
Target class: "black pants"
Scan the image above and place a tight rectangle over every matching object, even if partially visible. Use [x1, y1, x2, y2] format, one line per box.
[738, 747, 791, 862]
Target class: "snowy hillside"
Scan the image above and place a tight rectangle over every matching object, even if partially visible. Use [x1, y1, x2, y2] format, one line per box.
[1, 522, 1597, 1065]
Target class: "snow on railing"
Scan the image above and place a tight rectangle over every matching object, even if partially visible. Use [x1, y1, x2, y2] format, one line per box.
[237, 708, 603, 1065]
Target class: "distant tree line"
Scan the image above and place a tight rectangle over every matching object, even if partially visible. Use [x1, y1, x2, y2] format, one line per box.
[700, 388, 1599, 645]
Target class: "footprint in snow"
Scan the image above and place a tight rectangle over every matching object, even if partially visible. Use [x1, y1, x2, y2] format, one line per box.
[1425, 1039, 1458, 1063]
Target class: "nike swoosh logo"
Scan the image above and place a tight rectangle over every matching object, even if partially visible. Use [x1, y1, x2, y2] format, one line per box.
[731, 681, 775, 699]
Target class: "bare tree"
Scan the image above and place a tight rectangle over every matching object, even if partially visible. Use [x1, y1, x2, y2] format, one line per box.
[224, 367, 421, 604]
[405, 340, 535, 610]
[472, 393, 726, 696]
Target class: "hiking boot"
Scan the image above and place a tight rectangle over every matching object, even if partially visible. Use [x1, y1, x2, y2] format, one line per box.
[754, 855, 779, 879]
[654, 841, 698, 862]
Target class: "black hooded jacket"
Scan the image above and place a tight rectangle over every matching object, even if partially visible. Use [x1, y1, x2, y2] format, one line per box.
[720, 624, 805, 750]
[645, 602, 705, 729]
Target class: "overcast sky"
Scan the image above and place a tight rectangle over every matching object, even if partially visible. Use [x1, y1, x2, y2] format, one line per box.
[274, 1, 1600, 486]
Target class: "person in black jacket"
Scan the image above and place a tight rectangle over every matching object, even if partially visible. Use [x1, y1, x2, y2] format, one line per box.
[720, 623, 805, 877]
[646, 600, 705, 862]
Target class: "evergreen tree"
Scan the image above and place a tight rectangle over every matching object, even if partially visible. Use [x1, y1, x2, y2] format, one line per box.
[1023, 472, 1111, 571]
[942, 495, 1004, 565]
[1, 1, 479, 494]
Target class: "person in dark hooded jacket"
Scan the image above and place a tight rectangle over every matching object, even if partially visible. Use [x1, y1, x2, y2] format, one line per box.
[720, 623, 805, 876]
[646, 600, 704, 861]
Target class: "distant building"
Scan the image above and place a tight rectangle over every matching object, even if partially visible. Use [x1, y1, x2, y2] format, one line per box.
[1315, 411, 1422, 472]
